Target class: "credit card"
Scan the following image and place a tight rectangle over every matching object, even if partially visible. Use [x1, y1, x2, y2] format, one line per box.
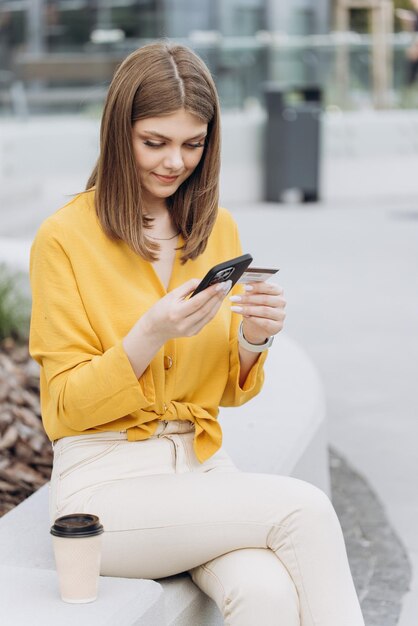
[238, 267, 279, 284]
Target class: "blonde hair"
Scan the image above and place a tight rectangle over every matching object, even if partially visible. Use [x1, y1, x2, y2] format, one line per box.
[86, 41, 221, 262]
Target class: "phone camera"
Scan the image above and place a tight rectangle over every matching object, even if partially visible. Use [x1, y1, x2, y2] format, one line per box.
[215, 267, 234, 282]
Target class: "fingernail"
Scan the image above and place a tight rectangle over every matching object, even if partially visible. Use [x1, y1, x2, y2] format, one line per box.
[244, 285, 253, 291]
[216, 280, 232, 293]
[229, 295, 242, 302]
[230, 305, 243, 313]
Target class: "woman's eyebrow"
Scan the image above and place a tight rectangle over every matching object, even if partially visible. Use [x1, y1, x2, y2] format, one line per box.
[142, 130, 169, 140]
[141, 130, 207, 141]
[187, 132, 207, 140]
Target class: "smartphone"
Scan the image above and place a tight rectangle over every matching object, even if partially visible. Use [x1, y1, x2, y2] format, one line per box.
[190, 253, 253, 297]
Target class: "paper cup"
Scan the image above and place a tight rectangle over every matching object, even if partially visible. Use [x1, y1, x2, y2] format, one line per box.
[50, 513, 104, 603]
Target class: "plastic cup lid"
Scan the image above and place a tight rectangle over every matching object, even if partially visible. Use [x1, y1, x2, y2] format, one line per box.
[50, 513, 104, 538]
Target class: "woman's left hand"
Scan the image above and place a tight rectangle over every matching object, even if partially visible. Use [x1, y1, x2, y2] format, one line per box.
[230, 282, 286, 345]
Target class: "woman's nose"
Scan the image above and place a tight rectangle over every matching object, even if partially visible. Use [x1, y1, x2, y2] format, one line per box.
[163, 148, 184, 171]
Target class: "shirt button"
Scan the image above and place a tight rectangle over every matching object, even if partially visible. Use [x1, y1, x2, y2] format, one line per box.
[164, 356, 173, 370]
[163, 403, 168, 412]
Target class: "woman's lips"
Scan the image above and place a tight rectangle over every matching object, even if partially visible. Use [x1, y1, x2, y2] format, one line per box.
[152, 173, 179, 184]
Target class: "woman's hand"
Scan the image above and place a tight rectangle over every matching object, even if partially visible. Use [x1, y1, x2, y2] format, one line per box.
[123, 277, 232, 378]
[230, 282, 286, 345]
[142, 277, 232, 345]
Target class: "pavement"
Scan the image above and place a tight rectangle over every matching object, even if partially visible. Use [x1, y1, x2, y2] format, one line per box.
[228, 195, 418, 626]
[227, 195, 418, 626]
[1, 160, 417, 625]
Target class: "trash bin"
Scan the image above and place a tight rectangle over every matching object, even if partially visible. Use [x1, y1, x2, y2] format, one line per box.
[263, 84, 322, 203]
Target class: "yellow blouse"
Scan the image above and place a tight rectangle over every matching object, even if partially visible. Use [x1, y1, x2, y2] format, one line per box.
[29, 190, 267, 462]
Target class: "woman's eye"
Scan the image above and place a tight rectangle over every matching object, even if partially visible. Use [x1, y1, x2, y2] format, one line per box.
[144, 141, 163, 148]
[142, 140, 204, 149]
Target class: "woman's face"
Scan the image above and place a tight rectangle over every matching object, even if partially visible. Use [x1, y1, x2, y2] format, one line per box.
[132, 108, 208, 209]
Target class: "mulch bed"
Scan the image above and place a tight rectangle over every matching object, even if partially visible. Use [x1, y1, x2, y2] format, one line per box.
[0, 338, 52, 517]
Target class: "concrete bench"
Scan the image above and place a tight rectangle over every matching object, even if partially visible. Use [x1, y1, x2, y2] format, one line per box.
[0, 325, 328, 625]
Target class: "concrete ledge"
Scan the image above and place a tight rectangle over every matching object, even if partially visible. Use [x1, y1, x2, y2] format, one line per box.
[157, 574, 223, 626]
[0, 564, 164, 626]
[220, 333, 329, 493]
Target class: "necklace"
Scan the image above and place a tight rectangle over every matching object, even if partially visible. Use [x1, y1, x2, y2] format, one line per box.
[147, 231, 180, 241]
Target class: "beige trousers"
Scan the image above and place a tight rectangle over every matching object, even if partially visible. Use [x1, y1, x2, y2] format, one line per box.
[50, 421, 364, 626]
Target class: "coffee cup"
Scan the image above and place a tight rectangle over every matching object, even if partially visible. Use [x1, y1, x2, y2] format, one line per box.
[50, 513, 104, 603]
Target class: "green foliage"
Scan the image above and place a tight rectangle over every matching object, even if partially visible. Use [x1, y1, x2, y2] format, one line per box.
[0, 264, 30, 343]
[395, 0, 414, 11]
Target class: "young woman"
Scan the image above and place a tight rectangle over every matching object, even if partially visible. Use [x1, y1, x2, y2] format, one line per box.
[29, 42, 364, 625]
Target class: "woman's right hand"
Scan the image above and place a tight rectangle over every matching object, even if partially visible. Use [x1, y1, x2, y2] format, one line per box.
[122, 278, 231, 378]
[142, 278, 232, 345]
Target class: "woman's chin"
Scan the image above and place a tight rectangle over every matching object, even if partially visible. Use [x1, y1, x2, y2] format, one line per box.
[150, 187, 179, 200]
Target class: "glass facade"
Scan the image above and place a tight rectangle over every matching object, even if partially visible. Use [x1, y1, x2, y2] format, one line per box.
[0, 0, 414, 116]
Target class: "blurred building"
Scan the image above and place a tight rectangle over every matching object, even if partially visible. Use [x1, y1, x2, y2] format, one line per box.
[0, 1, 414, 114]
[0, 1, 330, 48]
[0, 0, 332, 114]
